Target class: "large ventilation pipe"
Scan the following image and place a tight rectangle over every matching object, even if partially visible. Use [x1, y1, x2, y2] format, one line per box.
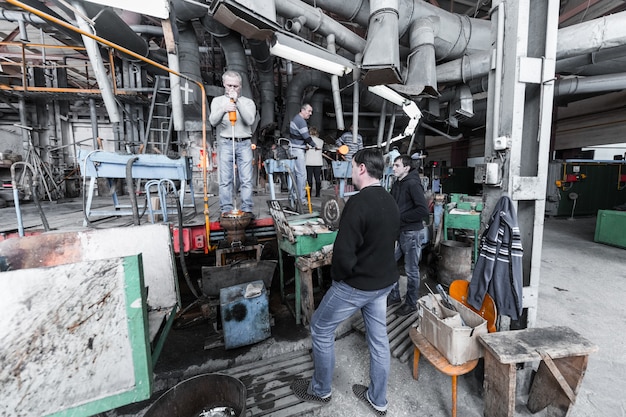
[309, 91, 327, 132]
[171, 0, 207, 21]
[201, 15, 252, 98]
[248, 38, 276, 133]
[76, 2, 149, 61]
[72, 2, 120, 125]
[555, 72, 626, 98]
[361, 0, 402, 85]
[12, 0, 83, 45]
[177, 22, 204, 121]
[300, 0, 491, 59]
[275, 0, 366, 54]
[395, 16, 438, 96]
[281, 70, 332, 135]
[437, 9, 626, 85]
[327, 34, 346, 131]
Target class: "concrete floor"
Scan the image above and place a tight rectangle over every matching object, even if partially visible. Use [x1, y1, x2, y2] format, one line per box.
[105, 214, 625, 417]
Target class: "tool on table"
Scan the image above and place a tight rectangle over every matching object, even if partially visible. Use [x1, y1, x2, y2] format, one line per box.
[425, 283, 456, 311]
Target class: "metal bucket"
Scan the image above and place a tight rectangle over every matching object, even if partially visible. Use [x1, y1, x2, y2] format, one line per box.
[143, 373, 246, 417]
[438, 240, 472, 286]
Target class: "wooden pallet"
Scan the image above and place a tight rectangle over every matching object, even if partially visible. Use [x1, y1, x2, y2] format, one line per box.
[352, 303, 419, 364]
[220, 349, 323, 417]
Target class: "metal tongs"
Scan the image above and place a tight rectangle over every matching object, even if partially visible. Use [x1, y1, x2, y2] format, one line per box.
[425, 283, 457, 311]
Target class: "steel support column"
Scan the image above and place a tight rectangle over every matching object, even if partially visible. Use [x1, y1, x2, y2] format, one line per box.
[482, 0, 559, 328]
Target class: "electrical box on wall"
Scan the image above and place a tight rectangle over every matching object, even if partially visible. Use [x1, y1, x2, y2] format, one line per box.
[474, 163, 501, 185]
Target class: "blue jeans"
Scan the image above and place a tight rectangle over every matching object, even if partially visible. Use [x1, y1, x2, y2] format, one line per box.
[290, 147, 307, 204]
[389, 229, 426, 307]
[309, 280, 393, 409]
[218, 137, 254, 213]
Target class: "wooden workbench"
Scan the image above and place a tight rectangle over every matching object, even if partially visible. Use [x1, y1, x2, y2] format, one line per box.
[478, 326, 598, 417]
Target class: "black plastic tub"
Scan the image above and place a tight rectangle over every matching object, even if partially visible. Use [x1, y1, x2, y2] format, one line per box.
[143, 373, 246, 417]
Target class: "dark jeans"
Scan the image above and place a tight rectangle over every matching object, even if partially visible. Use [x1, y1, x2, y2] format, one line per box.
[306, 165, 322, 197]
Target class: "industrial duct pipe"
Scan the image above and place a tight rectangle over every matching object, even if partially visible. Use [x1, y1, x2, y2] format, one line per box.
[361, 0, 402, 85]
[395, 16, 439, 97]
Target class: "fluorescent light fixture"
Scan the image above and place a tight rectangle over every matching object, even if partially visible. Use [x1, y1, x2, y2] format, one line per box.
[85, 0, 170, 19]
[270, 32, 354, 76]
[367, 85, 409, 107]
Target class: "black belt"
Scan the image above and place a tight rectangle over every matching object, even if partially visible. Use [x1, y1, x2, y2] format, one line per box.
[221, 137, 250, 142]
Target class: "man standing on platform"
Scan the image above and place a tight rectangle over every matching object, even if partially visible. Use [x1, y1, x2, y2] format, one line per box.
[291, 149, 400, 417]
[289, 103, 319, 208]
[209, 70, 257, 217]
[387, 154, 429, 316]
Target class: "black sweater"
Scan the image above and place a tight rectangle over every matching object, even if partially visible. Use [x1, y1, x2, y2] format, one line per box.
[331, 185, 400, 291]
[390, 169, 429, 232]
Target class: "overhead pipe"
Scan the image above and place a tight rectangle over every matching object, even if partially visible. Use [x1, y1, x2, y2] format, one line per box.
[76, 2, 149, 61]
[281, 70, 332, 135]
[201, 15, 253, 98]
[89, 98, 99, 149]
[352, 53, 362, 138]
[10, 0, 84, 45]
[274, 0, 366, 54]
[556, 44, 626, 76]
[376, 100, 388, 147]
[300, 0, 491, 59]
[171, 0, 207, 21]
[248, 38, 276, 132]
[395, 16, 439, 96]
[384, 109, 396, 152]
[438, 9, 626, 85]
[422, 122, 463, 140]
[327, 34, 345, 131]
[361, 0, 402, 85]
[555, 72, 626, 98]
[72, 2, 120, 124]
[309, 90, 326, 132]
[285, 16, 307, 34]
[177, 22, 204, 120]
[557, 10, 626, 60]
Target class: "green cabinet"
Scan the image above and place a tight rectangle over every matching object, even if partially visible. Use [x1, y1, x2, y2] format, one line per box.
[595, 210, 626, 249]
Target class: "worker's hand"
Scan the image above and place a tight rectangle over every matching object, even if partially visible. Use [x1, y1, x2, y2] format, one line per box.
[225, 101, 237, 112]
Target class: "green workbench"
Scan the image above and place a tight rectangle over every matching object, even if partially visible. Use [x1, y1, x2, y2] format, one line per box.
[443, 194, 483, 265]
[268, 200, 337, 325]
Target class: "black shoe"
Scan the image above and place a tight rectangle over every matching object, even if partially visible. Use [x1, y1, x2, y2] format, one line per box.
[244, 211, 255, 220]
[291, 378, 331, 404]
[387, 296, 401, 307]
[352, 384, 387, 416]
[396, 303, 417, 316]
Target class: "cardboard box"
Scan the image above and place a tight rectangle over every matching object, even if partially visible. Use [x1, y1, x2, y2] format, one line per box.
[417, 294, 488, 365]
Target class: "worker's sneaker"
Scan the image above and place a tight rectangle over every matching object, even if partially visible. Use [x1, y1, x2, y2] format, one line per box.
[395, 303, 417, 316]
[352, 384, 387, 416]
[291, 378, 331, 404]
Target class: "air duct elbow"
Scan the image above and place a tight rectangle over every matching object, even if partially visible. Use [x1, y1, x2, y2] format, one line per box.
[395, 16, 439, 97]
[361, 0, 402, 85]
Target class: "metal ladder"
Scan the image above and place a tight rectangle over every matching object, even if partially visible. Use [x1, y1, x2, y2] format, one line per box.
[142, 75, 174, 154]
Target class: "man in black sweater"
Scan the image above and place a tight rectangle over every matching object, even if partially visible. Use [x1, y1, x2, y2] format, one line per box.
[388, 154, 429, 316]
[291, 149, 400, 416]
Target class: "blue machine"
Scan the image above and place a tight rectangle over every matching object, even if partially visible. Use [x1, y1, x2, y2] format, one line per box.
[220, 280, 271, 350]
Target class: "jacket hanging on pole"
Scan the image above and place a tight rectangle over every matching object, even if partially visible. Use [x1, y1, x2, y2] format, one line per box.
[467, 195, 523, 320]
